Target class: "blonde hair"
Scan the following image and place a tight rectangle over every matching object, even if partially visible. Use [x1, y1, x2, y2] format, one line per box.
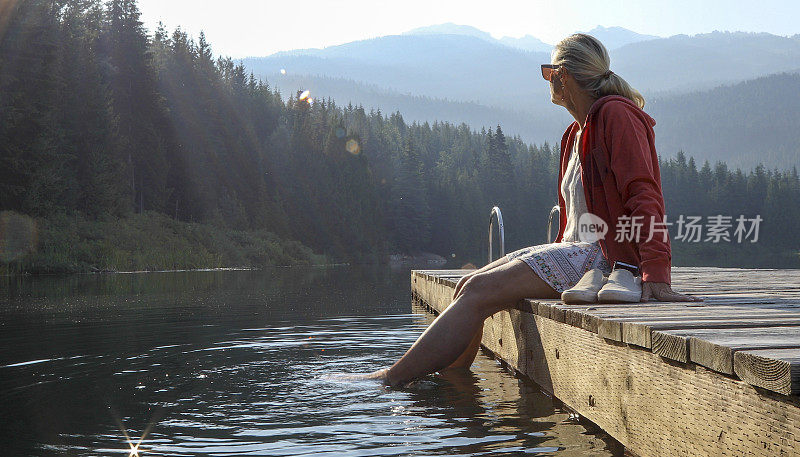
[551, 33, 645, 109]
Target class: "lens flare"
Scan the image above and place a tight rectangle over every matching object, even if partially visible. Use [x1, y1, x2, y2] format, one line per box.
[109, 404, 164, 457]
[280, 68, 286, 75]
[298, 90, 310, 101]
[345, 139, 360, 155]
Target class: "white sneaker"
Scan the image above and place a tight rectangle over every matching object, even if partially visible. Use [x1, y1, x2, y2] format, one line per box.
[597, 269, 642, 303]
[561, 269, 607, 304]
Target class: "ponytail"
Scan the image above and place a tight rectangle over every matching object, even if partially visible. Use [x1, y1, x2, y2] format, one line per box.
[552, 33, 646, 109]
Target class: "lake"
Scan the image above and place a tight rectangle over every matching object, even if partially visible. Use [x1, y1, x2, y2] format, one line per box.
[0, 266, 621, 456]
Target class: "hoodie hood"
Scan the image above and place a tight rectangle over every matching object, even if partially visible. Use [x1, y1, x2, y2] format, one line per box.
[587, 95, 656, 128]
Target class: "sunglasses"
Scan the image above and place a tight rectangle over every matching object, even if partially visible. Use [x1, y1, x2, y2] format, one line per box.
[541, 64, 559, 82]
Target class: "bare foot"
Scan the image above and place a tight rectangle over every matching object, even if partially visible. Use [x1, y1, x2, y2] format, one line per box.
[325, 368, 390, 385]
[361, 368, 390, 383]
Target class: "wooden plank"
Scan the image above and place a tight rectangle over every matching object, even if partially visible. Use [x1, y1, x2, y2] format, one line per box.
[685, 327, 800, 375]
[558, 302, 800, 314]
[514, 299, 536, 314]
[653, 326, 800, 369]
[566, 306, 800, 347]
[564, 308, 581, 327]
[651, 330, 690, 362]
[536, 301, 553, 320]
[623, 320, 654, 348]
[679, 283, 800, 292]
[621, 316, 800, 349]
[412, 269, 474, 275]
[598, 318, 623, 341]
[555, 302, 709, 311]
[550, 304, 567, 323]
[577, 308, 800, 326]
[554, 306, 800, 324]
[686, 291, 800, 297]
[456, 267, 800, 354]
[735, 348, 800, 395]
[599, 315, 800, 343]
[581, 312, 600, 333]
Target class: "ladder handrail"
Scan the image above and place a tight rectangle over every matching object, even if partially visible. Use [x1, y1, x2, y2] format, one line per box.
[547, 205, 560, 243]
[488, 206, 505, 263]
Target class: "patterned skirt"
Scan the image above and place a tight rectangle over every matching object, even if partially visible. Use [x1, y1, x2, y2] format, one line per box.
[505, 241, 612, 293]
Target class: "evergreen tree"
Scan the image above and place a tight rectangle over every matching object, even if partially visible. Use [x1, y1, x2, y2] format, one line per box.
[1, 0, 798, 269]
[0, 0, 64, 215]
[102, 0, 173, 213]
[392, 138, 431, 252]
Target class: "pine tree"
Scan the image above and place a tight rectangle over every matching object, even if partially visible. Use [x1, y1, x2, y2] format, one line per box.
[102, 0, 173, 213]
[392, 138, 431, 252]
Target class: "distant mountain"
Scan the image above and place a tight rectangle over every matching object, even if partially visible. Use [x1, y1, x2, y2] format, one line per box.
[649, 72, 800, 171]
[404, 23, 495, 41]
[405, 22, 553, 52]
[247, 29, 800, 107]
[245, 28, 800, 170]
[612, 31, 800, 93]
[264, 71, 799, 171]
[243, 33, 553, 109]
[499, 35, 553, 53]
[497, 25, 657, 53]
[403, 23, 654, 52]
[584, 25, 660, 50]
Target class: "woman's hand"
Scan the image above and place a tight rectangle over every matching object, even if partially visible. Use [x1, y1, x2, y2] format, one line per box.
[641, 281, 703, 302]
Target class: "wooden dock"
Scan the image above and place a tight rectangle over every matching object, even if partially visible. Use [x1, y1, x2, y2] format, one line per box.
[411, 267, 800, 457]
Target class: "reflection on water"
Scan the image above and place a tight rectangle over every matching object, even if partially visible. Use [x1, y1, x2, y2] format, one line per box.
[0, 266, 620, 456]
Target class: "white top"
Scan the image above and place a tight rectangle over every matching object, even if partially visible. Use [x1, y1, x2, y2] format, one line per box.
[561, 129, 589, 242]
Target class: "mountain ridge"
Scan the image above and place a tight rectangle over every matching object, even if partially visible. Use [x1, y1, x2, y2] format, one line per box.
[246, 29, 800, 110]
[242, 27, 800, 170]
[266, 24, 660, 58]
[262, 71, 800, 171]
[584, 25, 660, 50]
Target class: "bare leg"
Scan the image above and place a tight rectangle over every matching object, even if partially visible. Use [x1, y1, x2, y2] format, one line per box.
[380, 259, 559, 386]
[447, 255, 513, 369]
[446, 328, 483, 369]
[451, 255, 511, 299]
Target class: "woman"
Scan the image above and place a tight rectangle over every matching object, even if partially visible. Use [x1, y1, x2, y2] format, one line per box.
[367, 33, 701, 387]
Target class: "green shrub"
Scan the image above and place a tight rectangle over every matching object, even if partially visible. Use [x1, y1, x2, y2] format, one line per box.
[0, 211, 330, 275]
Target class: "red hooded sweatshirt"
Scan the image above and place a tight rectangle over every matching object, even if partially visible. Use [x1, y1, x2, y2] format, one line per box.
[554, 95, 672, 284]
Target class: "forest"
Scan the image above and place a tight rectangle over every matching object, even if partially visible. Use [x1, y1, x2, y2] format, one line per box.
[1, 0, 799, 273]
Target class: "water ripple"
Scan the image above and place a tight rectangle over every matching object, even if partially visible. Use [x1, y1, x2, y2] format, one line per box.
[0, 268, 621, 456]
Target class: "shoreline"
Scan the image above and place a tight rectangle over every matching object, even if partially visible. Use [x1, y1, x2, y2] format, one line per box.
[0, 262, 358, 278]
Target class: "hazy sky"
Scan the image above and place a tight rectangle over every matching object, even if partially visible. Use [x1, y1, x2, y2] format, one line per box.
[137, 0, 800, 58]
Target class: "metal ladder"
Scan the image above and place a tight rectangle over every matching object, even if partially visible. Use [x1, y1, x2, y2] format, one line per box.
[488, 206, 505, 263]
[488, 205, 561, 263]
[548, 205, 560, 244]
